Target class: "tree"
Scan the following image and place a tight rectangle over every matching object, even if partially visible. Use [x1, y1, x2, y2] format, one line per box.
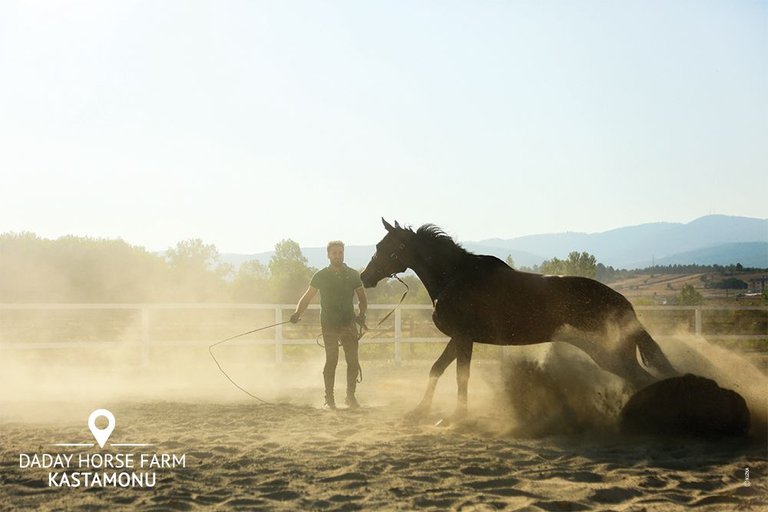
[0, 232, 170, 302]
[539, 257, 566, 276]
[710, 278, 748, 290]
[565, 251, 597, 278]
[268, 239, 314, 303]
[678, 283, 704, 305]
[539, 251, 597, 278]
[505, 254, 515, 269]
[166, 239, 230, 301]
[231, 260, 270, 303]
[596, 263, 619, 283]
[167, 239, 220, 273]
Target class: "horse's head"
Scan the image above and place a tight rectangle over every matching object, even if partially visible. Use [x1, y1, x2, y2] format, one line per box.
[361, 218, 413, 288]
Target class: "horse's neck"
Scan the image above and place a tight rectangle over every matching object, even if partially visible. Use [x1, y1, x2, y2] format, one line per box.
[407, 247, 464, 301]
[408, 265, 443, 301]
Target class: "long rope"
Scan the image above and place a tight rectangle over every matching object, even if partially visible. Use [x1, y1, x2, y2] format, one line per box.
[355, 274, 410, 382]
[376, 274, 410, 326]
[210, 276, 409, 402]
[209, 320, 291, 403]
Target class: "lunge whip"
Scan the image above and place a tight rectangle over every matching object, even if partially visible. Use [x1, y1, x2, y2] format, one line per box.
[209, 320, 291, 403]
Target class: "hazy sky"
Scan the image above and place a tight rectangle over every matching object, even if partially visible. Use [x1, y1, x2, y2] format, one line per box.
[1, 1, 765, 253]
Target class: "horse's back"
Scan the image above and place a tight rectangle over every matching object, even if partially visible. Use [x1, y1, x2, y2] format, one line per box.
[434, 256, 638, 342]
[464, 256, 550, 301]
[434, 257, 556, 342]
[543, 274, 636, 330]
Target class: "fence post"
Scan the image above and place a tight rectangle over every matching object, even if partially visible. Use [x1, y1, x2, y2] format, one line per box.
[394, 308, 402, 365]
[275, 306, 283, 363]
[141, 306, 150, 367]
[694, 307, 703, 337]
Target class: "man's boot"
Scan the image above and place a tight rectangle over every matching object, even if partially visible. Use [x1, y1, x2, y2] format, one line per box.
[323, 366, 336, 409]
[345, 392, 360, 409]
[345, 363, 359, 409]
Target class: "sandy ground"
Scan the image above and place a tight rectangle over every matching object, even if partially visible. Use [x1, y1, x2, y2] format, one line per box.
[1, 337, 767, 511]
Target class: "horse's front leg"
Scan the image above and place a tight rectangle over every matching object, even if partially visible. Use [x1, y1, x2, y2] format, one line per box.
[406, 338, 457, 419]
[453, 338, 474, 419]
[432, 338, 473, 427]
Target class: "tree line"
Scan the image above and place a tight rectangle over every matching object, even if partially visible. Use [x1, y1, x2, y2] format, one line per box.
[516, 257, 765, 284]
[0, 233, 429, 304]
[2, 232, 763, 304]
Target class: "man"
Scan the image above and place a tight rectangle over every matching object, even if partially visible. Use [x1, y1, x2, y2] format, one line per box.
[290, 241, 368, 409]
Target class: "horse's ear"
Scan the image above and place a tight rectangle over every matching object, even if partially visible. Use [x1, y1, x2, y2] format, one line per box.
[394, 220, 401, 229]
[382, 218, 394, 232]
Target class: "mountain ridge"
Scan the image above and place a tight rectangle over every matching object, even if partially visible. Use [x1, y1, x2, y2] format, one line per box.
[221, 215, 768, 271]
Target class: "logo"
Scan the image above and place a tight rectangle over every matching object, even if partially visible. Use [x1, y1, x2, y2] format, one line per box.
[88, 409, 115, 448]
[18, 408, 186, 489]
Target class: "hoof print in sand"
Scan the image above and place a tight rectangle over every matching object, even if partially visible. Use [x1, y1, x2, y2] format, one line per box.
[619, 374, 749, 437]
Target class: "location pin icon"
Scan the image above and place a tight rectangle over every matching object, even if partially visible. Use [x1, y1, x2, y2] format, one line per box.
[88, 409, 116, 448]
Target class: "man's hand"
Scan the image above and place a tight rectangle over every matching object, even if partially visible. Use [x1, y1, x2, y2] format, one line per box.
[290, 312, 301, 324]
[355, 313, 367, 329]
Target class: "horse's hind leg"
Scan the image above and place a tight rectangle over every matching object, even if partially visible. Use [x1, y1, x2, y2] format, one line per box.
[407, 338, 457, 418]
[556, 330, 655, 389]
[627, 328, 679, 379]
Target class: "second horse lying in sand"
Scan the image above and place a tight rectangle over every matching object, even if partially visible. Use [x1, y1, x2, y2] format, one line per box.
[360, 219, 679, 423]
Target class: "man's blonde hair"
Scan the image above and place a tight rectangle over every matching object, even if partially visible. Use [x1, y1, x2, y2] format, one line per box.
[327, 240, 345, 252]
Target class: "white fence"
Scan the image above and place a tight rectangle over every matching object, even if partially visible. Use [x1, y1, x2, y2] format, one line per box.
[0, 304, 765, 364]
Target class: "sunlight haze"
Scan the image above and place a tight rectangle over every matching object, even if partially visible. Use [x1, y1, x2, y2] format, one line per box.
[1, 0, 765, 253]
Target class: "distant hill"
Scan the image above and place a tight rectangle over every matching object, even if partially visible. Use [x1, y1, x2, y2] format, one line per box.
[220, 215, 768, 271]
[476, 215, 767, 269]
[219, 245, 380, 271]
[652, 242, 768, 268]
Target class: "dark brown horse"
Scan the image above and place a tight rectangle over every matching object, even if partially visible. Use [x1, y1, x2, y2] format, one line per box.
[361, 219, 678, 421]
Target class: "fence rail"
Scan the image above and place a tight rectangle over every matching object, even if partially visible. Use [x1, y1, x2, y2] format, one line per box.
[0, 304, 765, 364]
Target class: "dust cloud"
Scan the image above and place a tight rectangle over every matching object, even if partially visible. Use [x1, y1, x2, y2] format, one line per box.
[491, 343, 632, 437]
[491, 337, 766, 440]
[1, 314, 765, 442]
[0, 340, 323, 424]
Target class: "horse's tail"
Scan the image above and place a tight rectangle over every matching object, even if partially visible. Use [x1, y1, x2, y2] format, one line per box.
[632, 329, 679, 378]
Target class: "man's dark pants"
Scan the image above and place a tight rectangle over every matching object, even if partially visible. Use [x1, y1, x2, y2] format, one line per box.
[321, 322, 360, 400]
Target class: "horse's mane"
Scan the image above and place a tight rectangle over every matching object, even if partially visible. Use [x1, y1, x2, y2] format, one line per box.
[414, 224, 471, 258]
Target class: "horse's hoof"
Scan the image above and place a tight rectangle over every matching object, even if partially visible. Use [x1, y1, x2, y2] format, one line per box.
[404, 406, 429, 423]
[435, 410, 467, 427]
